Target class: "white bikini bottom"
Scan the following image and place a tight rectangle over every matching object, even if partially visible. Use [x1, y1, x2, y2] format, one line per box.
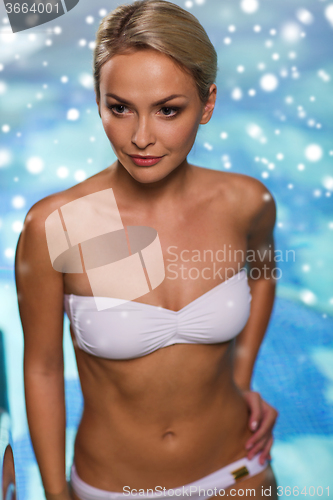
[70, 452, 269, 500]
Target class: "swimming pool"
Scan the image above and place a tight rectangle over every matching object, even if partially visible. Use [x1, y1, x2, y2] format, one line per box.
[1, 0, 332, 498]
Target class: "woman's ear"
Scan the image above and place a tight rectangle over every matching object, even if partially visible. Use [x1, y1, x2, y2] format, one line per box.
[96, 98, 101, 118]
[200, 84, 217, 125]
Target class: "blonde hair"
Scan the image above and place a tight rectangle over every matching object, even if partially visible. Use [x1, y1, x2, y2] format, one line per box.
[93, 0, 218, 104]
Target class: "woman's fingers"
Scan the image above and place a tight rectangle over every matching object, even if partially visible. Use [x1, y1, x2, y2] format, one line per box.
[245, 402, 278, 450]
[242, 391, 263, 431]
[247, 435, 274, 464]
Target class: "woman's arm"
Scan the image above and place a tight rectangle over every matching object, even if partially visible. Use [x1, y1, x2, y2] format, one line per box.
[15, 198, 71, 498]
[232, 181, 279, 463]
[233, 185, 277, 391]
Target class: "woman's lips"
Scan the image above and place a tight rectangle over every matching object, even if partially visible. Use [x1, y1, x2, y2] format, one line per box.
[129, 156, 164, 166]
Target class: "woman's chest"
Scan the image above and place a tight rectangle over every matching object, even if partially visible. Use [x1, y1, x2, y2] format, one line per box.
[62, 191, 249, 307]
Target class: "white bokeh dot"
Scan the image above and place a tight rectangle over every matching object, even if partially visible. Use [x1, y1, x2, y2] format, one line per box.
[241, 0, 259, 14]
[0, 148, 12, 167]
[305, 144, 323, 162]
[67, 108, 80, 121]
[26, 156, 44, 174]
[4, 248, 15, 259]
[260, 73, 279, 92]
[296, 8, 314, 25]
[231, 87, 243, 100]
[12, 221, 23, 233]
[323, 176, 333, 191]
[57, 166, 69, 179]
[12, 195, 26, 209]
[300, 289, 317, 305]
[74, 170, 87, 182]
[324, 4, 333, 26]
[281, 22, 301, 42]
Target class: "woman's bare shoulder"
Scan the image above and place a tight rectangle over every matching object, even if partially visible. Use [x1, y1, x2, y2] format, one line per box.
[24, 170, 107, 227]
[194, 167, 276, 225]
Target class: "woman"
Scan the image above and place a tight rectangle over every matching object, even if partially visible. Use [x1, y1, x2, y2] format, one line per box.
[15, 1, 279, 499]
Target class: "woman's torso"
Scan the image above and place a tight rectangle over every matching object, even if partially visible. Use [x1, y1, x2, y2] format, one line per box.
[61, 162, 256, 490]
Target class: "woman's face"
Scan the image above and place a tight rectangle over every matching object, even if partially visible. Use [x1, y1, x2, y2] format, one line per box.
[97, 49, 216, 184]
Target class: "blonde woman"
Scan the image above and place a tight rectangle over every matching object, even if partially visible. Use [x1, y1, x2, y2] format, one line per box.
[15, 1, 279, 499]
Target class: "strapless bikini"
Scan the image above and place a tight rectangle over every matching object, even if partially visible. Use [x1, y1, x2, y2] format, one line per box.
[63, 269, 252, 360]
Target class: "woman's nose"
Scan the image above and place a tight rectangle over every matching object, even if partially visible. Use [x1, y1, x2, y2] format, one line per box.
[131, 116, 155, 149]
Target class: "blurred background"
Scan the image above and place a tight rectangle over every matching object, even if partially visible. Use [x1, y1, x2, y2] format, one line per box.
[0, 0, 333, 498]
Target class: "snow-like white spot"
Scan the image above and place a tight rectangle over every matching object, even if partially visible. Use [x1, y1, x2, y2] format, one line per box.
[0, 148, 11, 167]
[67, 109, 80, 121]
[259, 73, 279, 92]
[300, 289, 317, 305]
[324, 4, 333, 26]
[305, 144, 323, 162]
[323, 176, 333, 191]
[79, 73, 94, 89]
[26, 156, 44, 174]
[0, 81, 7, 94]
[86, 16, 94, 24]
[74, 170, 87, 182]
[12, 221, 23, 233]
[4, 248, 15, 259]
[240, 0, 259, 14]
[318, 69, 331, 82]
[231, 87, 243, 100]
[296, 8, 314, 25]
[246, 123, 263, 139]
[281, 22, 302, 42]
[57, 166, 69, 179]
[12, 196, 25, 209]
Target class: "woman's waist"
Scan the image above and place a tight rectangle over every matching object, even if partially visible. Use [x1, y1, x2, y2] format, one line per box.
[73, 389, 253, 490]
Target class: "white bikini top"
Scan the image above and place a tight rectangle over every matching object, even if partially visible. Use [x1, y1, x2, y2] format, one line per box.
[63, 269, 252, 360]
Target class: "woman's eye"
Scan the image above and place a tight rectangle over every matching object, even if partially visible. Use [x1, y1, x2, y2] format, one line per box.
[160, 107, 179, 118]
[107, 105, 180, 118]
[108, 105, 128, 115]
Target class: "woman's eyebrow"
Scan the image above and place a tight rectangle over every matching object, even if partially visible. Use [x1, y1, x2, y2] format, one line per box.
[105, 93, 188, 106]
